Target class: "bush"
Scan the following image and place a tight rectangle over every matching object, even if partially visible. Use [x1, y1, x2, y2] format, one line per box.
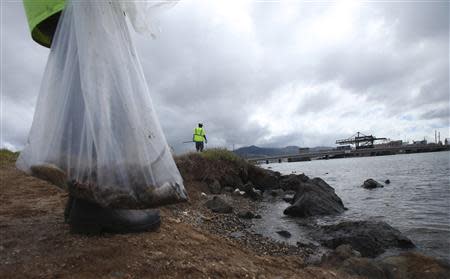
[175, 148, 250, 185]
[200, 148, 246, 165]
[0, 149, 19, 164]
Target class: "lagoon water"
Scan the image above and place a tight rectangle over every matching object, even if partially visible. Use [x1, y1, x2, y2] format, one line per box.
[254, 151, 450, 261]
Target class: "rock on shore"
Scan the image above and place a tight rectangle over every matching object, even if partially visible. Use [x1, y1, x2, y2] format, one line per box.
[204, 196, 233, 213]
[317, 220, 415, 258]
[208, 179, 222, 194]
[283, 175, 346, 217]
[323, 250, 450, 279]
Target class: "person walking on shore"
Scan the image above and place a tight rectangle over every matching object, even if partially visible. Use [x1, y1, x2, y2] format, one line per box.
[193, 123, 207, 152]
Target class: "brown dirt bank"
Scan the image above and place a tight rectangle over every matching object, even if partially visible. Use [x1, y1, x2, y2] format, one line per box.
[0, 150, 349, 279]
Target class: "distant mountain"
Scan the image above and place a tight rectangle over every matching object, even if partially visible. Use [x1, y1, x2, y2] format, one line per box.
[233, 145, 334, 158]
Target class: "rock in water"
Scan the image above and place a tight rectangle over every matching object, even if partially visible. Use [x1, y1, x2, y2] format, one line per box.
[317, 221, 415, 258]
[208, 179, 221, 194]
[362, 178, 384, 189]
[283, 178, 346, 217]
[204, 197, 233, 213]
[276, 230, 292, 238]
[282, 194, 295, 203]
[279, 173, 309, 191]
[384, 179, 391, 184]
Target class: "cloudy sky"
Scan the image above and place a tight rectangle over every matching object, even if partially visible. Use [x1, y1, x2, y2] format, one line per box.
[1, 0, 449, 154]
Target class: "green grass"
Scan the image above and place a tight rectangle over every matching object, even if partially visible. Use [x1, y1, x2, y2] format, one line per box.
[200, 148, 246, 164]
[0, 149, 19, 163]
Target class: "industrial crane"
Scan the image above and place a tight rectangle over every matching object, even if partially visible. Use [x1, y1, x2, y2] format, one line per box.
[336, 132, 387, 149]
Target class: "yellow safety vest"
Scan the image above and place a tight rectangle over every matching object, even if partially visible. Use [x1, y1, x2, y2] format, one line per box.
[193, 127, 205, 142]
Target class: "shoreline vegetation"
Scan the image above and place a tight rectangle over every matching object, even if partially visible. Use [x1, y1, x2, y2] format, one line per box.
[1, 148, 449, 278]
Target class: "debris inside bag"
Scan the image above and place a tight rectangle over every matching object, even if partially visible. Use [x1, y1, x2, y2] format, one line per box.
[30, 164, 67, 190]
[30, 163, 188, 209]
[68, 179, 188, 209]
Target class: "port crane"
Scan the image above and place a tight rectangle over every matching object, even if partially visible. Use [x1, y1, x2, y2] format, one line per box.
[336, 132, 387, 149]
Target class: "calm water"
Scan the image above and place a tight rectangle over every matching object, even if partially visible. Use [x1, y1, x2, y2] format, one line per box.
[253, 151, 450, 261]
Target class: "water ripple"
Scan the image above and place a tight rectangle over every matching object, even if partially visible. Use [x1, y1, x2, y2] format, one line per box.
[258, 151, 450, 261]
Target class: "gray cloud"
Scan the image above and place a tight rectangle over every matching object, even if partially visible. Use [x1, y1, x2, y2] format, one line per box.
[296, 89, 339, 114]
[1, 1, 449, 153]
[420, 107, 450, 121]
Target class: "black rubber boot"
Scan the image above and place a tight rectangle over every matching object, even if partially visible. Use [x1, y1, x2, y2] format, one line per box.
[68, 198, 161, 235]
[64, 195, 74, 224]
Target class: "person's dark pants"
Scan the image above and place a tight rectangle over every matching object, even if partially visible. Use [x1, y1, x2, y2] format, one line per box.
[195, 141, 204, 152]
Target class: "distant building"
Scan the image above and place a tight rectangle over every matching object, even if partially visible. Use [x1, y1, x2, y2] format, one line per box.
[375, 140, 403, 148]
[336, 145, 352, 150]
[413, 139, 427, 145]
[389, 140, 403, 146]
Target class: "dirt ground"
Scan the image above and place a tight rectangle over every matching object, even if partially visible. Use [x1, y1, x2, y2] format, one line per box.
[0, 158, 354, 279]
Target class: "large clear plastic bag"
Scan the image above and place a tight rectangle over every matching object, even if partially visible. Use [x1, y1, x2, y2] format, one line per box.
[16, 0, 187, 209]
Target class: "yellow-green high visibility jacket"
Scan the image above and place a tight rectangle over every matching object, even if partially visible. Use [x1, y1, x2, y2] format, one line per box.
[23, 0, 65, 48]
[193, 127, 206, 142]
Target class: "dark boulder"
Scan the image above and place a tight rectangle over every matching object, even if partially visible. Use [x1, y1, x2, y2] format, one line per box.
[204, 197, 233, 213]
[381, 252, 450, 279]
[282, 194, 295, 203]
[247, 166, 280, 190]
[335, 252, 450, 279]
[284, 191, 345, 217]
[279, 173, 309, 191]
[241, 182, 263, 201]
[276, 230, 291, 238]
[283, 178, 346, 217]
[310, 177, 336, 192]
[321, 244, 361, 267]
[362, 178, 384, 189]
[384, 179, 391, 184]
[222, 186, 234, 193]
[339, 257, 390, 279]
[269, 189, 284, 197]
[219, 174, 243, 191]
[317, 221, 415, 258]
[208, 179, 221, 194]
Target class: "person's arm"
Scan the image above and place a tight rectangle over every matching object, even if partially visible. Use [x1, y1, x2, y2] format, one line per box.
[204, 135, 207, 144]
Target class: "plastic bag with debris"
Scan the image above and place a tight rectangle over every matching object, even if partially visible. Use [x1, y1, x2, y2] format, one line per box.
[17, 0, 187, 209]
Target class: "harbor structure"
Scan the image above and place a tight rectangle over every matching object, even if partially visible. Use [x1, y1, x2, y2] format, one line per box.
[249, 132, 450, 164]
